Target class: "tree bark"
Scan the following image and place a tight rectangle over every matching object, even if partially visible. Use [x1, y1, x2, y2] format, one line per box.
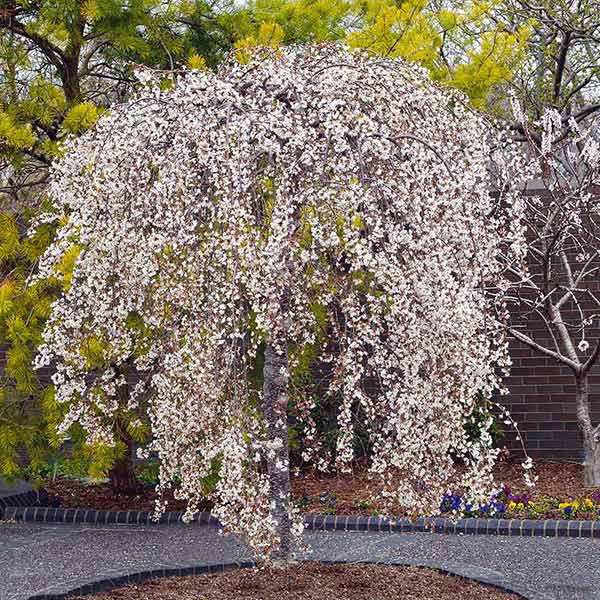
[108, 419, 139, 495]
[583, 436, 600, 487]
[61, 55, 81, 105]
[262, 338, 293, 562]
[576, 375, 600, 486]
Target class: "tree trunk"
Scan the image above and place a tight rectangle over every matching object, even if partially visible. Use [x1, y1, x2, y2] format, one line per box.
[262, 338, 293, 562]
[61, 55, 81, 105]
[108, 420, 139, 496]
[576, 375, 600, 487]
[583, 435, 600, 487]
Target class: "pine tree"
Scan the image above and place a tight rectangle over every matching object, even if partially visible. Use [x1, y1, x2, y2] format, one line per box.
[0, 0, 225, 490]
[0, 0, 231, 208]
[0, 210, 58, 482]
[0, 209, 153, 491]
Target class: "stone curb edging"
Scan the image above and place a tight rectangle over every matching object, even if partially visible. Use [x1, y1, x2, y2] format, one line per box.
[5, 505, 600, 539]
[26, 561, 257, 600]
[0, 489, 48, 511]
[25, 559, 532, 600]
[3, 505, 220, 526]
[304, 513, 600, 538]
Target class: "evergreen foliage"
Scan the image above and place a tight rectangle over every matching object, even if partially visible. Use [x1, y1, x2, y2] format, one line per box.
[0, 209, 59, 481]
[0, 0, 232, 208]
[0, 209, 151, 485]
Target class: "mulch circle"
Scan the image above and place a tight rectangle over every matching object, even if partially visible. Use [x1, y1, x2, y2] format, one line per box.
[68, 562, 521, 600]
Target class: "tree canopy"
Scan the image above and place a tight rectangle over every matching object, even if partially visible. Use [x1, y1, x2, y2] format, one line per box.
[235, 0, 530, 108]
[0, 0, 538, 209]
[498, 0, 600, 121]
[0, 0, 234, 208]
[0, 0, 247, 486]
[34, 45, 529, 556]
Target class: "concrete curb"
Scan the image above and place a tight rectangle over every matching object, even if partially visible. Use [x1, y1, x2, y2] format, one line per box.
[0, 489, 48, 512]
[304, 513, 600, 538]
[26, 560, 256, 600]
[5, 505, 600, 539]
[3, 505, 219, 526]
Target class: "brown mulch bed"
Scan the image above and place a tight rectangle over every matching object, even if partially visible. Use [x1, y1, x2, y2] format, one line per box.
[70, 562, 519, 600]
[44, 459, 600, 519]
[494, 460, 589, 499]
[43, 477, 205, 513]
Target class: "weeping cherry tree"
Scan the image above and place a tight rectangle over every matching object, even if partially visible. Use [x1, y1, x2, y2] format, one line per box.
[33, 45, 527, 559]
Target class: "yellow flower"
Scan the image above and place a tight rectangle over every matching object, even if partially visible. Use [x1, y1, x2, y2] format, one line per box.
[558, 502, 571, 510]
[584, 498, 594, 509]
[528, 501, 535, 507]
[187, 53, 207, 71]
[517, 502, 524, 510]
[508, 501, 516, 511]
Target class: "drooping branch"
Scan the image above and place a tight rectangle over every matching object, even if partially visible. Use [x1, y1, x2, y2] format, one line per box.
[34, 45, 531, 556]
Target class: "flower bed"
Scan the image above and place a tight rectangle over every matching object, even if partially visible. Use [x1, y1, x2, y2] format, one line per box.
[439, 487, 600, 521]
[294, 459, 600, 520]
[40, 459, 600, 522]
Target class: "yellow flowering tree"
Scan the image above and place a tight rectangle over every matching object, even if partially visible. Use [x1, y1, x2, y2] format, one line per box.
[234, 0, 530, 109]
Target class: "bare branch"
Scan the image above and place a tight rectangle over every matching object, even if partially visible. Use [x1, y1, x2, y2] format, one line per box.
[509, 326, 580, 371]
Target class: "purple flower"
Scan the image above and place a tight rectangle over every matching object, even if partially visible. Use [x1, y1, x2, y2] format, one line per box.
[494, 502, 507, 514]
[440, 493, 462, 512]
[508, 492, 532, 504]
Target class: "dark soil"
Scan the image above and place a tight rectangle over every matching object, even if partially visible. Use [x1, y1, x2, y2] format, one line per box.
[44, 477, 208, 513]
[69, 562, 519, 600]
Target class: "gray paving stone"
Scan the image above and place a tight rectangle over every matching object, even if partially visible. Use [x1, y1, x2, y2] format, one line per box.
[0, 522, 598, 600]
[0, 522, 251, 600]
[306, 531, 600, 600]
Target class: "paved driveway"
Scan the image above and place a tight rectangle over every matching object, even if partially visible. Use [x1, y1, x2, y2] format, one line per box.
[0, 521, 598, 600]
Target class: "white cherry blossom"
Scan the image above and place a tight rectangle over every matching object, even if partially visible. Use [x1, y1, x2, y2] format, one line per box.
[35, 45, 526, 557]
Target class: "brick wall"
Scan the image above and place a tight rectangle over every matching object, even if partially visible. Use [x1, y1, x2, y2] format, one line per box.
[501, 336, 597, 460]
[500, 188, 600, 460]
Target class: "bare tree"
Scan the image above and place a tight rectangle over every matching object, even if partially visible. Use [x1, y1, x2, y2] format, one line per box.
[497, 0, 600, 126]
[503, 107, 600, 485]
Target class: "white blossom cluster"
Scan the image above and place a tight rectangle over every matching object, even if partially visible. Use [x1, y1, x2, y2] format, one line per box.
[34, 45, 526, 554]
